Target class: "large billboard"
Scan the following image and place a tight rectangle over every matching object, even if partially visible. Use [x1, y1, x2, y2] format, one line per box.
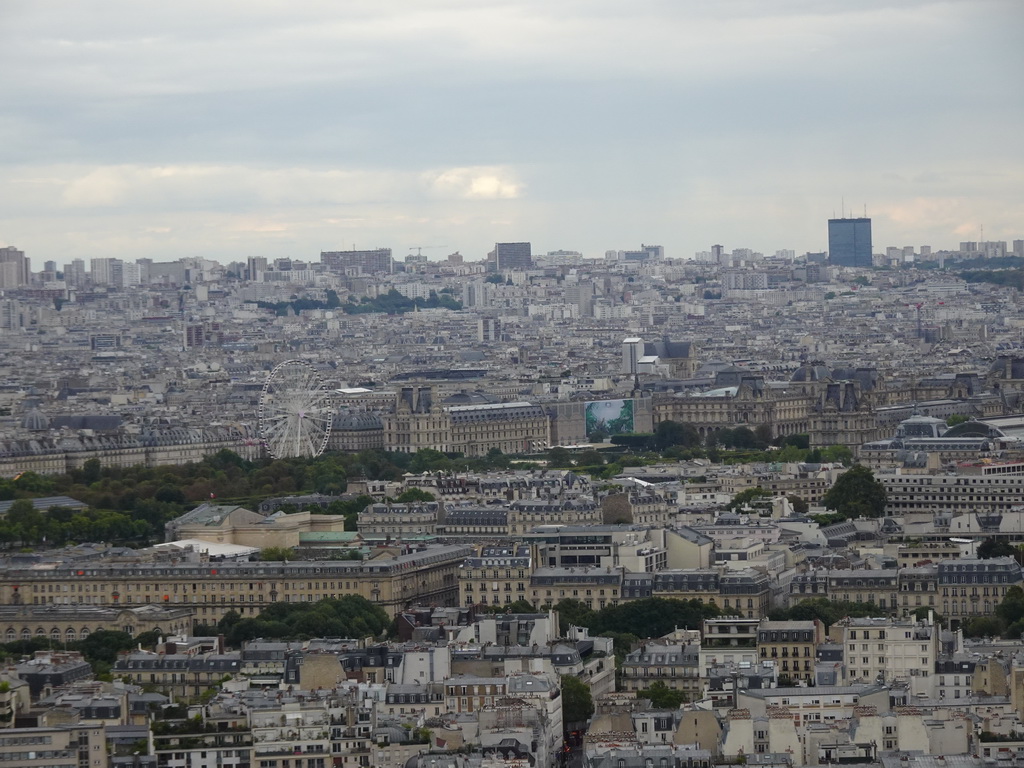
[585, 398, 634, 437]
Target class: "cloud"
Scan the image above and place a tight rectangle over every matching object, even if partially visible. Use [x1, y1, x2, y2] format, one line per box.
[426, 166, 522, 200]
[0, 0, 1022, 265]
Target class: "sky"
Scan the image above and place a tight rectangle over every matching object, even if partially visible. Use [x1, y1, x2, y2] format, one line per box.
[1, 0, 1022, 269]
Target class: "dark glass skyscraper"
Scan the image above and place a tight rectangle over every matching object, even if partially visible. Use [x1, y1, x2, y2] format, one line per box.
[828, 217, 872, 267]
[494, 242, 533, 271]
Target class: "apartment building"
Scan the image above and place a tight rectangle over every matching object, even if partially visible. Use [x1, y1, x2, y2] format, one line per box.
[529, 567, 624, 611]
[459, 544, 531, 608]
[0, 545, 472, 623]
[620, 640, 701, 701]
[152, 718, 253, 768]
[700, 617, 759, 676]
[895, 541, 964, 568]
[0, 724, 106, 768]
[623, 569, 772, 619]
[443, 675, 507, 713]
[937, 556, 1023, 620]
[0, 604, 193, 644]
[882, 462, 1024, 517]
[756, 619, 825, 685]
[114, 651, 241, 699]
[356, 502, 440, 537]
[507, 498, 602, 534]
[831, 616, 939, 693]
[826, 570, 899, 610]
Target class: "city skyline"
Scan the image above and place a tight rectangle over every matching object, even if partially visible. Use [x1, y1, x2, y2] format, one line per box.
[1, 0, 1022, 268]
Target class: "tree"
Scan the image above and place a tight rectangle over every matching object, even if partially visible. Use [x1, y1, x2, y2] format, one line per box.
[574, 449, 605, 467]
[547, 447, 572, 468]
[76, 630, 135, 666]
[728, 487, 773, 512]
[821, 465, 887, 519]
[996, 586, 1024, 627]
[911, 607, 943, 624]
[720, 427, 759, 450]
[260, 546, 294, 561]
[962, 616, 1004, 638]
[599, 631, 639, 662]
[768, 598, 885, 627]
[653, 421, 700, 450]
[978, 538, 1020, 561]
[553, 599, 596, 630]
[819, 445, 854, 466]
[638, 681, 688, 708]
[589, 598, 724, 639]
[754, 424, 774, 449]
[781, 434, 810, 450]
[786, 495, 809, 516]
[81, 458, 103, 485]
[561, 675, 594, 728]
[396, 488, 435, 503]
[483, 600, 536, 613]
[946, 414, 970, 427]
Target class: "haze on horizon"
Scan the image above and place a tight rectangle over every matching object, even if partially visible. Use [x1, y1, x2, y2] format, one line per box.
[1, 0, 1022, 268]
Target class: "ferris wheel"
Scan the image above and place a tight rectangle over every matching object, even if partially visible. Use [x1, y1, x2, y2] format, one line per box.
[257, 360, 333, 459]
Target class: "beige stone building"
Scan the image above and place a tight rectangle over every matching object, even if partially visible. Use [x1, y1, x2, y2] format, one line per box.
[0, 424, 261, 478]
[0, 723, 107, 768]
[756, 619, 825, 686]
[0, 544, 472, 623]
[166, 503, 350, 548]
[826, 569, 899, 611]
[0, 604, 194, 644]
[382, 386, 550, 456]
[357, 501, 440, 537]
[459, 544, 531, 608]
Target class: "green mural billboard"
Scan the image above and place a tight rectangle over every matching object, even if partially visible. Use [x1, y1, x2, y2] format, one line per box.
[585, 398, 634, 437]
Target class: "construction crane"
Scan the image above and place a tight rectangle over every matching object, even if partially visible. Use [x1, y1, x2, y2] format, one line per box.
[408, 246, 448, 258]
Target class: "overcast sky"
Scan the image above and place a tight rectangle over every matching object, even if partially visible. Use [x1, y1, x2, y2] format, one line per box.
[1, 0, 1022, 268]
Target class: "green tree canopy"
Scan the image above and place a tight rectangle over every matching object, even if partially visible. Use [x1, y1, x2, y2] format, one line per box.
[786, 495, 809, 515]
[395, 488, 435, 503]
[547, 447, 572, 468]
[728, 487, 773, 512]
[978, 538, 1022, 561]
[574, 449, 605, 467]
[768, 598, 886, 627]
[653, 421, 701, 450]
[638, 681, 688, 708]
[552, 599, 596, 630]
[588, 598, 725, 639]
[260, 546, 295, 561]
[218, 595, 391, 645]
[821, 465, 887, 519]
[561, 675, 594, 727]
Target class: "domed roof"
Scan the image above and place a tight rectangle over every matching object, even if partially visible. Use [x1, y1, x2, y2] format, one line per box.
[990, 356, 1024, 380]
[442, 390, 499, 406]
[21, 409, 49, 432]
[334, 411, 383, 431]
[791, 362, 831, 382]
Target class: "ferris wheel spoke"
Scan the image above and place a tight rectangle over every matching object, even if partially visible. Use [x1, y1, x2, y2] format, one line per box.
[263, 416, 291, 436]
[258, 360, 334, 459]
[262, 419, 293, 444]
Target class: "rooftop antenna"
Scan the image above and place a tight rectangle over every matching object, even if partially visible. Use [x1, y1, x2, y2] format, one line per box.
[863, 203, 867, 218]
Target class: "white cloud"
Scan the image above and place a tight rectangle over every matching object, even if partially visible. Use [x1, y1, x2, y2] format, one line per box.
[426, 166, 522, 200]
[0, 0, 1021, 264]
